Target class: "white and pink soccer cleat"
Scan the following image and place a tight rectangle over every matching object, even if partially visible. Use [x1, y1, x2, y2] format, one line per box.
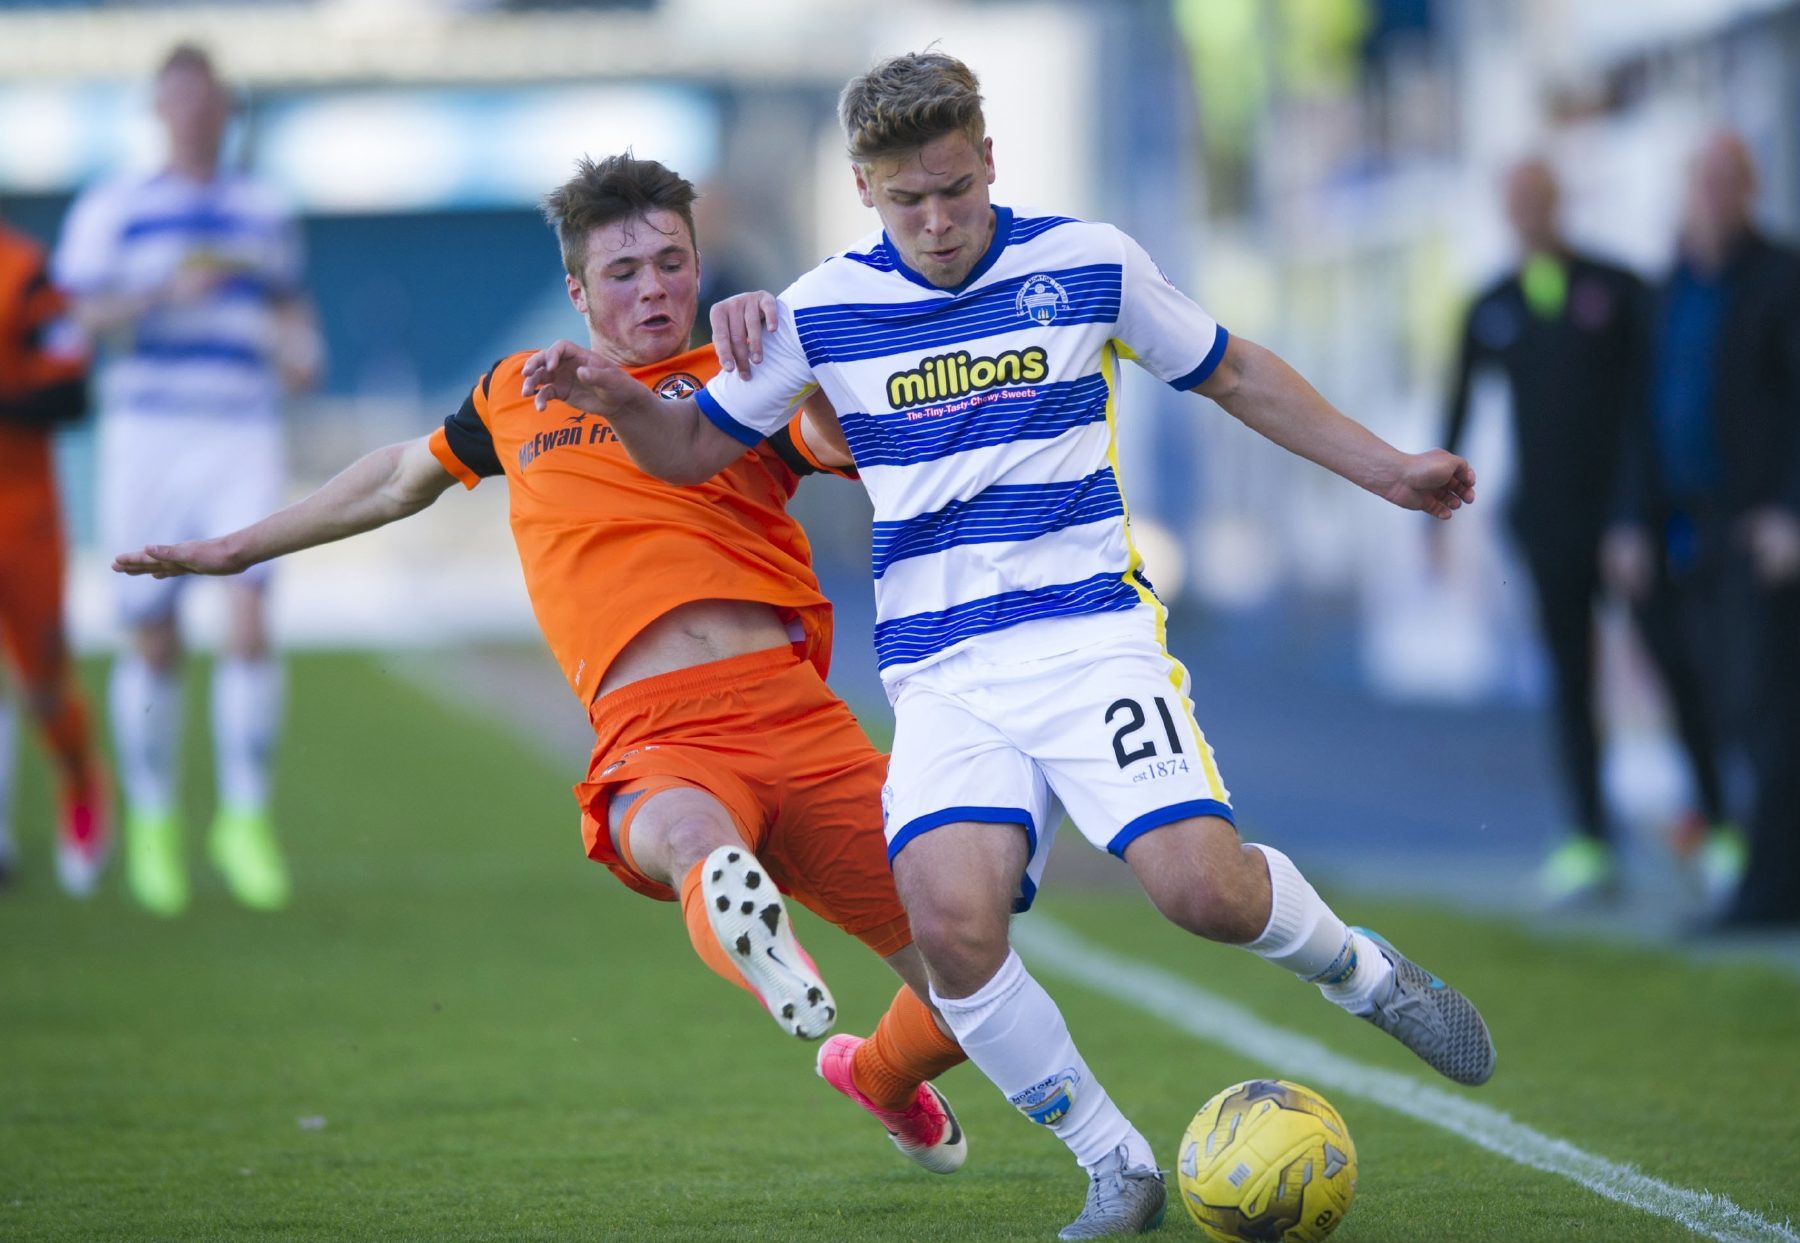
[816, 1033, 967, 1174]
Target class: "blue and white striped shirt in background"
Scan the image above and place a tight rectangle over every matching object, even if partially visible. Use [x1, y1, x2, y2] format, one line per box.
[53, 171, 304, 422]
[697, 206, 1228, 684]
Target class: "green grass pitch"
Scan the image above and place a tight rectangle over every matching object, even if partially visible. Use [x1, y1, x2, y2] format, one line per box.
[2, 652, 1797, 1241]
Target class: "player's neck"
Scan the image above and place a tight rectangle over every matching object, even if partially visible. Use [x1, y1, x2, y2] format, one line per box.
[165, 151, 221, 183]
[587, 337, 691, 373]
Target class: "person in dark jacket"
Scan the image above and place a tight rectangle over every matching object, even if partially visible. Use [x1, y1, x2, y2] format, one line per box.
[1605, 131, 1800, 928]
[1442, 158, 1728, 906]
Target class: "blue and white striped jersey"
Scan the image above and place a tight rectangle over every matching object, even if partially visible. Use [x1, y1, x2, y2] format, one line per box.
[697, 207, 1227, 683]
[53, 170, 304, 422]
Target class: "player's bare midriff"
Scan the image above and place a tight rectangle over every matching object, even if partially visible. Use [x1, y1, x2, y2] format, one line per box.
[595, 597, 793, 700]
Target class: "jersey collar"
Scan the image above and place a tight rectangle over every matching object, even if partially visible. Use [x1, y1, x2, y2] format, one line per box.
[880, 205, 1014, 296]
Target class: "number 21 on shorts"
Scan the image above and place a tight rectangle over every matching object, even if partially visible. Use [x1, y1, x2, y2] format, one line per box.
[1106, 696, 1191, 780]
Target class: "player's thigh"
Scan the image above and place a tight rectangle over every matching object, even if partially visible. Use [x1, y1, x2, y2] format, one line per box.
[769, 743, 914, 958]
[99, 415, 200, 626]
[1025, 633, 1235, 859]
[0, 504, 70, 691]
[885, 676, 1056, 916]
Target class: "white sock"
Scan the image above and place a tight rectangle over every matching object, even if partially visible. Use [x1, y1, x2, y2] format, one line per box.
[1246, 845, 1392, 1013]
[0, 696, 15, 859]
[110, 655, 182, 815]
[930, 949, 1155, 1172]
[212, 657, 283, 812]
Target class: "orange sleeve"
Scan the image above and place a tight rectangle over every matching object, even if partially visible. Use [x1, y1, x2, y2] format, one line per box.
[431, 364, 507, 488]
[778, 410, 858, 480]
[428, 426, 482, 490]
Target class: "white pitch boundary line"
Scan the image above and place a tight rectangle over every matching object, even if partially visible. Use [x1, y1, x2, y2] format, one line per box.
[1013, 916, 1799, 1243]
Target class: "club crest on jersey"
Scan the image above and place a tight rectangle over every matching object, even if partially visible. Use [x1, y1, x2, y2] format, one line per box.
[1010, 1068, 1081, 1126]
[1016, 273, 1070, 325]
[655, 372, 702, 399]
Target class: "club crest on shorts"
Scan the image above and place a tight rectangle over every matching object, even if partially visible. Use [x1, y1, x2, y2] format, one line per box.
[1016, 274, 1070, 325]
[655, 372, 702, 400]
[1010, 1068, 1080, 1126]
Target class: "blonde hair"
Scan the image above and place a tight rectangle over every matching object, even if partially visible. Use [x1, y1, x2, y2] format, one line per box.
[838, 51, 986, 163]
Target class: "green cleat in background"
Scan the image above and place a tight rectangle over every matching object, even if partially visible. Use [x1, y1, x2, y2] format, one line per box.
[209, 806, 291, 911]
[1538, 835, 1618, 906]
[125, 810, 189, 917]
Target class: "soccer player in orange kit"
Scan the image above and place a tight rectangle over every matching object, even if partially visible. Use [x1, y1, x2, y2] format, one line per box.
[113, 153, 968, 1174]
[0, 217, 110, 894]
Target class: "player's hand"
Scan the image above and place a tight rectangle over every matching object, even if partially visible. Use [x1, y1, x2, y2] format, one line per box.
[161, 262, 228, 307]
[113, 537, 248, 579]
[1382, 450, 1475, 520]
[1600, 524, 1655, 601]
[520, 339, 644, 415]
[1742, 506, 1800, 584]
[711, 291, 778, 378]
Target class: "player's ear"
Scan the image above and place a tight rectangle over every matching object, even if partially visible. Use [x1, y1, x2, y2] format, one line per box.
[853, 162, 875, 209]
[981, 136, 996, 185]
[566, 273, 588, 315]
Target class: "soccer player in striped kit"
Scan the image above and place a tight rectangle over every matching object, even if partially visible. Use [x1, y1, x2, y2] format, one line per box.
[54, 44, 322, 916]
[526, 51, 1496, 1239]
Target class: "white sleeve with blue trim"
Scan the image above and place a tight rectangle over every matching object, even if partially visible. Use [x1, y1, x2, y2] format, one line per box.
[693, 298, 819, 447]
[51, 182, 124, 296]
[1111, 227, 1228, 392]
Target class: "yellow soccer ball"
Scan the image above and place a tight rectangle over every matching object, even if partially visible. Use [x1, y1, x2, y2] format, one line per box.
[1176, 1079, 1357, 1243]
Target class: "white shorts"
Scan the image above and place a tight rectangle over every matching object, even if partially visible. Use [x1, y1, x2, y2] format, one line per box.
[882, 617, 1233, 912]
[99, 412, 285, 624]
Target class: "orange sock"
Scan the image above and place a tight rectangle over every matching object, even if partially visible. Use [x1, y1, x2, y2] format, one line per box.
[851, 984, 967, 1111]
[678, 859, 754, 995]
[42, 693, 96, 792]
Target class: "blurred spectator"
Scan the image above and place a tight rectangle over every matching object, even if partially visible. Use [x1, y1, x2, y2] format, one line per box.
[1605, 131, 1800, 928]
[52, 43, 322, 918]
[1440, 158, 1727, 907]
[0, 212, 110, 896]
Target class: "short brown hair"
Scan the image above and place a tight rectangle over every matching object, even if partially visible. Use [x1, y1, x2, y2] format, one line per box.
[838, 51, 986, 163]
[541, 153, 698, 280]
[158, 42, 217, 80]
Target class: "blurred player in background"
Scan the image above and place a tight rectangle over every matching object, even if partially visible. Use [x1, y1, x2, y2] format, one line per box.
[54, 43, 321, 916]
[116, 153, 970, 1176]
[1440, 158, 1731, 907]
[1606, 131, 1800, 928]
[528, 51, 1494, 1240]
[0, 214, 109, 894]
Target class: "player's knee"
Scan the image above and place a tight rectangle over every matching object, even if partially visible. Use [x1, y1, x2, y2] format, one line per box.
[655, 811, 746, 879]
[904, 896, 1009, 993]
[133, 619, 182, 671]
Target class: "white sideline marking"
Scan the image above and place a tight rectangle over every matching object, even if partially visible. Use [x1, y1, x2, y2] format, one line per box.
[1014, 917, 1799, 1243]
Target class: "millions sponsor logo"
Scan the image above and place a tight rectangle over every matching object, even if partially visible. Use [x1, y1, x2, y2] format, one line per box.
[885, 346, 1048, 411]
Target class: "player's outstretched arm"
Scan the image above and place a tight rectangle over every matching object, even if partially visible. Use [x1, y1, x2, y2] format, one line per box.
[1196, 335, 1477, 520]
[112, 436, 455, 579]
[521, 339, 745, 485]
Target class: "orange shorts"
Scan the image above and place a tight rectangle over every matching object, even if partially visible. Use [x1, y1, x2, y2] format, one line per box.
[574, 644, 910, 958]
[0, 443, 69, 688]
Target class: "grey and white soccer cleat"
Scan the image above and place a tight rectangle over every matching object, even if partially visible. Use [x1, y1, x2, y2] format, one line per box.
[1353, 927, 1496, 1086]
[701, 845, 836, 1039]
[1057, 1145, 1167, 1240]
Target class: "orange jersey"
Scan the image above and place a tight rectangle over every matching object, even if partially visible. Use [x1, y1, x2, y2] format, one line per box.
[0, 224, 87, 506]
[428, 345, 841, 703]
